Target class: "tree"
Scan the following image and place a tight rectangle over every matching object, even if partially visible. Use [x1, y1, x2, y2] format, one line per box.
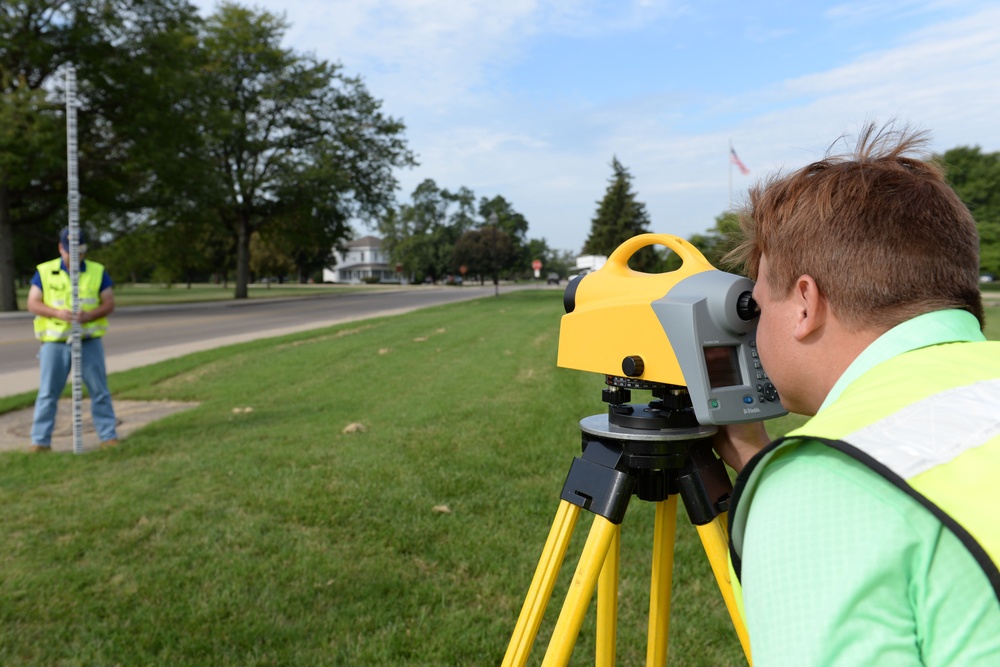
[378, 179, 448, 282]
[0, 1, 78, 310]
[0, 0, 205, 310]
[479, 195, 530, 275]
[0, 76, 63, 309]
[938, 146, 1000, 278]
[249, 230, 293, 284]
[532, 244, 578, 280]
[452, 225, 516, 285]
[199, 3, 414, 298]
[378, 179, 479, 283]
[664, 211, 742, 273]
[582, 156, 655, 270]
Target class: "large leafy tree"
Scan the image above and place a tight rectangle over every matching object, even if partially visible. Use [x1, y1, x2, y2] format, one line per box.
[199, 3, 414, 298]
[0, 1, 77, 311]
[582, 156, 655, 270]
[452, 225, 516, 285]
[938, 146, 1000, 278]
[0, 0, 204, 310]
[478, 194, 530, 275]
[0, 75, 63, 310]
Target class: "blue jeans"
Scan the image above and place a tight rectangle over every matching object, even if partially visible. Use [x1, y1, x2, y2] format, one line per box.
[31, 338, 119, 446]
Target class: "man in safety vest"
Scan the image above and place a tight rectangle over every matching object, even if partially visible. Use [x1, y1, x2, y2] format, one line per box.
[27, 227, 119, 452]
[713, 123, 1000, 665]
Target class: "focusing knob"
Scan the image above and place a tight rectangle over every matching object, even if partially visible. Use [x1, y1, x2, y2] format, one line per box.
[737, 291, 759, 321]
[622, 355, 645, 377]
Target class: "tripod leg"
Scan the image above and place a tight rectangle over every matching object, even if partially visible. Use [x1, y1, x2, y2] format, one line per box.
[541, 515, 619, 667]
[646, 495, 678, 667]
[694, 512, 752, 663]
[596, 525, 621, 667]
[503, 500, 581, 667]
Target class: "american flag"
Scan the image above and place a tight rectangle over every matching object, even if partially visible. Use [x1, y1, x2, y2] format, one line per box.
[730, 147, 750, 175]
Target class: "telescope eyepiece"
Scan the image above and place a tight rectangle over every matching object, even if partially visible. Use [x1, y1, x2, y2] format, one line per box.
[737, 291, 759, 321]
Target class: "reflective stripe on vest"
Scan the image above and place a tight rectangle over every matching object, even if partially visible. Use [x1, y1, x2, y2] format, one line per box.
[728, 341, 1000, 605]
[33, 258, 109, 342]
[846, 379, 1000, 479]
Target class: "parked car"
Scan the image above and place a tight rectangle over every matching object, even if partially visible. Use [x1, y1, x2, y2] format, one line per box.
[546, 272, 561, 285]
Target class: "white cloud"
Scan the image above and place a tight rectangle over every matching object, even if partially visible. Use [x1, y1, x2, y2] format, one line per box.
[188, 1, 1000, 252]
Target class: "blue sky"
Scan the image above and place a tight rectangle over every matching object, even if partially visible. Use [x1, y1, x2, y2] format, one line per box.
[191, 0, 1000, 255]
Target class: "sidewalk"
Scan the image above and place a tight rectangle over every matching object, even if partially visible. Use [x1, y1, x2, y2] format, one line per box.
[0, 399, 198, 453]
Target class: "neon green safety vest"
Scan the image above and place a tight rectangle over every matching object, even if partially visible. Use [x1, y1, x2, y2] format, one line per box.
[728, 340, 1000, 612]
[33, 257, 109, 342]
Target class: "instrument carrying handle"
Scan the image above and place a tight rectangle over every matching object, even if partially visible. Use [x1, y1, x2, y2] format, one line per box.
[605, 233, 713, 273]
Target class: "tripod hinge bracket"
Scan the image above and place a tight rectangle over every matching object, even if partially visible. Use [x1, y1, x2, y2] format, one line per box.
[560, 440, 636, 524]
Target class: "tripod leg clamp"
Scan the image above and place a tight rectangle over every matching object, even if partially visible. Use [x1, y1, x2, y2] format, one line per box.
[560, 439, 636, 525]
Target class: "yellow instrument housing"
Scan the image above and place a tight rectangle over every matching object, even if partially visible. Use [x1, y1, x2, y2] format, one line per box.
[557, 234, 716, 385]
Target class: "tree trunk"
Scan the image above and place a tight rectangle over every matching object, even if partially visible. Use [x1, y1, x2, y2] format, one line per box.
[235, 218, 250, 299]
[0, 183, 18, 312]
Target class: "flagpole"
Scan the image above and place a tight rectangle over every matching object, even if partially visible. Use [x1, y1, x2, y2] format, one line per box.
[728, 139, 733, 211]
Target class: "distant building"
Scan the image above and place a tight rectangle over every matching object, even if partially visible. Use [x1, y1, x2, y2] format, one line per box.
[322, 236, 396, 284]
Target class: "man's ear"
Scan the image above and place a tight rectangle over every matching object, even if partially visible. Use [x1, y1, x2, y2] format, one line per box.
[792, 274, 827, 341]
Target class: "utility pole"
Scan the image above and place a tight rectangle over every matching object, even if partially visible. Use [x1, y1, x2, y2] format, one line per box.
[490, 212, 499, 297]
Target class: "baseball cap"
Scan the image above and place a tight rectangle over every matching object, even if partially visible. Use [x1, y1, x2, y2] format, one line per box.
[59, 227, 88, 252]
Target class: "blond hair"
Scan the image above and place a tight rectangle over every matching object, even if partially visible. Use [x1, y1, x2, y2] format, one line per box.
[727, 122, 983, 330]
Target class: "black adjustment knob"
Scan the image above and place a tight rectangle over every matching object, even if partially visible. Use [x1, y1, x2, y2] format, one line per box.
[737, 291, 759, 321]
[602, 387, 631, 405]
[622, 355, 644, 377]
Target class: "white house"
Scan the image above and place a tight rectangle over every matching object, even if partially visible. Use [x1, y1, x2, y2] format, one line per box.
[322, 236, 396, 284]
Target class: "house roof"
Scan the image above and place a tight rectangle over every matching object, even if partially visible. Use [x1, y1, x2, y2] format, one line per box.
[347, 235, 382, 248]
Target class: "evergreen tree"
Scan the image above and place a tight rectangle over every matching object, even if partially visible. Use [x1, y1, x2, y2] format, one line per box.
[582, 156, 655, 270]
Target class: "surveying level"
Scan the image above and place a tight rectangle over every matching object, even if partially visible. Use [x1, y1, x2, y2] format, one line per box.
[503, 234, 786, 666]
[558, 234, 785, 425]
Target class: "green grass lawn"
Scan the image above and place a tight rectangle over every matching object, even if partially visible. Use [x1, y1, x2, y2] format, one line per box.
[1, 294, 997, 666]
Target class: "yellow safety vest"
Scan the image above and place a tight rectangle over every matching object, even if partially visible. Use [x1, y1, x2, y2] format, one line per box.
[33, 257, 110, 342]
[728, 341, 1000, 613]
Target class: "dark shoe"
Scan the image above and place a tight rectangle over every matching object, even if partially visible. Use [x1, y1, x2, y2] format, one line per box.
[29, 444, 51, 453]
[100, 439, 120, 450]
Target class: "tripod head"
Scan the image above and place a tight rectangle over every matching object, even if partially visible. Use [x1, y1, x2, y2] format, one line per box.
[601, 374, 699, 431]
[572, 375, 725, 513]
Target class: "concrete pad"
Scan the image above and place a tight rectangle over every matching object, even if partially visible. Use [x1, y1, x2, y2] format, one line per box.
[0, 399, 199, 454]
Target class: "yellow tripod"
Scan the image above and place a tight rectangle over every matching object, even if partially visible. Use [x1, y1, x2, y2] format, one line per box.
[502, 399, 752, 667]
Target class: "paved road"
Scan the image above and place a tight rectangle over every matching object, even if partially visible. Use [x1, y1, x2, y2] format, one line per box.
[0, 284, 536, 398]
